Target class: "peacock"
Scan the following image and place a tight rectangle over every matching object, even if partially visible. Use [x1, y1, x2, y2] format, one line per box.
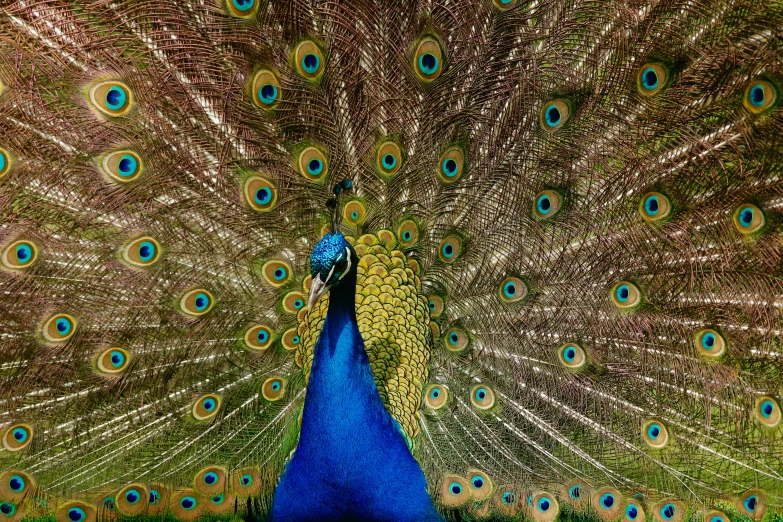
[0, 0, 782, 520]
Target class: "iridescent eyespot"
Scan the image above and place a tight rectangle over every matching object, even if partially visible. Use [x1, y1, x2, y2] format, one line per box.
[226, 0, 258, 17]
[744, 80, 777, 114]
[754, 396, 781, 428]
[171, 490, 201, 520]
[424, 384, 448, 410]
[625, 501, 644, 522]
[122, 236, 161, 268]
[443, 327, 469, 353]
[438, 235, 463, 263]
[294, 41, 324, 80]
[437, 147, 465, 183]
[1, 240, 38, 270]
[540, 100, 570, 131]
[2, 425, 32, 452]
[737, 490, 765, 519]
[642, 419, 669, 449]
[232, 467, 261, 496]
[470, 384, 495, 410]
[180, 289, 214, 316]
[652, 500, 684, 522]
[0, 502, 16, 518]
[466, 470, 493, 501]
[639, 192, 671, 221]
[192, 394, 221, 421]
[42, 313, 76, 343]
[533, 190, 563, 219]
[261, 260, 291, 287]
[705, 510, 728, 522]
[493, 0, 517, 9]
[0, 470, 33, 505]
[57, 501, 95, 522]
[282, 292, 307, 314]
[262, 377, 286, 401]
[558, 343, 587, 369]
[244, 175, 278, 212]
[244, 325, 274, 351]
[252, 69, 281, 109]
[343, 200, 366, 225]
[591, 488, 622, 520]
[694, 329, 726, 358]
[297, 147, 328, 182]
[531, 492, 558, 521]
[89, 81, 132, 117]
[116, 484, 148, 515]
[733, 203, 764, 235]
[611, 281, 641, 309]
[96, 347, 130, 374]
[439, 475, 471, 507]
[637, 63, 669, 96]
[101, 150, 142, 182]
[376, 141, 403, 177]
[499, 276, 527, 303]
[414, 37, 443, 82]
[397, 220, 419, 247]
[568, 485, 583, 500]
[427, 295, 444, 317]
[195, 466, 226, 495]
[0, 148, 10, 177]
[281, 328, 301, 351]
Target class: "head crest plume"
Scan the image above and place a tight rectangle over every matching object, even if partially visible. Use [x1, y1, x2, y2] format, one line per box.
[326, 179, 353, 233]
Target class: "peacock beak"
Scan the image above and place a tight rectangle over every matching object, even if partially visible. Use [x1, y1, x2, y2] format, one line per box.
[308, 273, 329, 310]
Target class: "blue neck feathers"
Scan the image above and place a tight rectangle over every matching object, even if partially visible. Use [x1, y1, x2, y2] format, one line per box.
[271, 269, 441, 522]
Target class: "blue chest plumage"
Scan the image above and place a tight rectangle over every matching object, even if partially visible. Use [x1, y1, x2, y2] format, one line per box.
[270, 283, 441, 521]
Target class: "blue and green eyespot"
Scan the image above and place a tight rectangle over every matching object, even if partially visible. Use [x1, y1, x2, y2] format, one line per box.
[744, 80, 777, 114]
[637, 63, 668, 96]
[414, 37, 443, 81]
[294, 41, 324, 79]
[540, 100, 569, 131]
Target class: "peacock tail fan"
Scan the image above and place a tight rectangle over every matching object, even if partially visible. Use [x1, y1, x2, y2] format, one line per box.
[0, 0, 782, 520]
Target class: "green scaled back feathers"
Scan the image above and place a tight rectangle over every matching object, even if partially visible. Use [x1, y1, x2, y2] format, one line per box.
[0, 0, 783, 521]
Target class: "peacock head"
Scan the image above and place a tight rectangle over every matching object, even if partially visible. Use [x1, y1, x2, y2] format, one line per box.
[308, 233, 357, 309]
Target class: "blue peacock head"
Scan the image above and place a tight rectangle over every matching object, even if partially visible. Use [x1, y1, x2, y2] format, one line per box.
[308, 180, 358, 309]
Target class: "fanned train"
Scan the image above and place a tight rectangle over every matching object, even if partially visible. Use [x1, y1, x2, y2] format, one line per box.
[0, 0, 782, 521]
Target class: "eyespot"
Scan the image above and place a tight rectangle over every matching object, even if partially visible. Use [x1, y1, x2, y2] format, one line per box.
[192, 394, 221, 421]
[642, 419, 669, 449]
[637, 63, 668, 96]
[540, 100, 570, 131]
[652, 500, 684, 522]
[226, 0, 257, 17]
[443, 327, 469, 353]
[297, 147, 328, 182]
[530, 492, 559, 522]
[262, 377, 286, 401]
[101, 150, 143, 182]
[438, 147, 465, 183]
[42, 313, 77, 343]
[470, 384, 495, 410]
[625, 501, 645, 522]
[493, 0, 518, 9]
[0, 148, 10, 177]
[252, 69, 281, 109]
[694, 329, 726, 358]
[744, 80, 777, 114]
[244, 176, 278, 212]
[499, 276, 527, 303]
[375, 230, 396, 249]
[427, 295, 445, 317]
[439, 475, 471, 507]
[377, 141, 403, 177]
[438, 235, 463, 263]
[171, 490, 201, 521]
[282, 292, 306, 314]
[244, 325, 274, 351]
[705, 509, 728, 522]
[281, 328, 301, 350]
[397, 220, 419, 247]
[89, 81, 132, 117]
[733, 204, 765, 235]
[121, 236, 161, 268]
[1, 240, 38, 270]
[611, 281, 641, 309]
[0, 471, 34, 503]
[343, 200, 366, 225]
[533, 190, 563, 219]
[414, 37, 443, 82]
[294, 41, 324, 80]
[592, 488, 622, 521]
[466, 470, 493, 502]
[424, 384, 448, 410]
[232, 467, 261, 496]
[116, 484, 148, 515]
[57, 501, 96, 522]
[96, 348, 130, 375]
[195, 466, 226, 494]
[737, 490, 766, 519]
[2, 425, 32, 452]
[754, 396, 781, 428]
[180, 289, 215, 316]
[558, 343, 587, 369]
[639, 192, 671, 221]
[262, 260, 291, 287]
[206, 491, 235, 514]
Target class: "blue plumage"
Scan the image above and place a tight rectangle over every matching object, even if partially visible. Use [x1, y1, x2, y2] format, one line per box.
[271, 234, 441, 522]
